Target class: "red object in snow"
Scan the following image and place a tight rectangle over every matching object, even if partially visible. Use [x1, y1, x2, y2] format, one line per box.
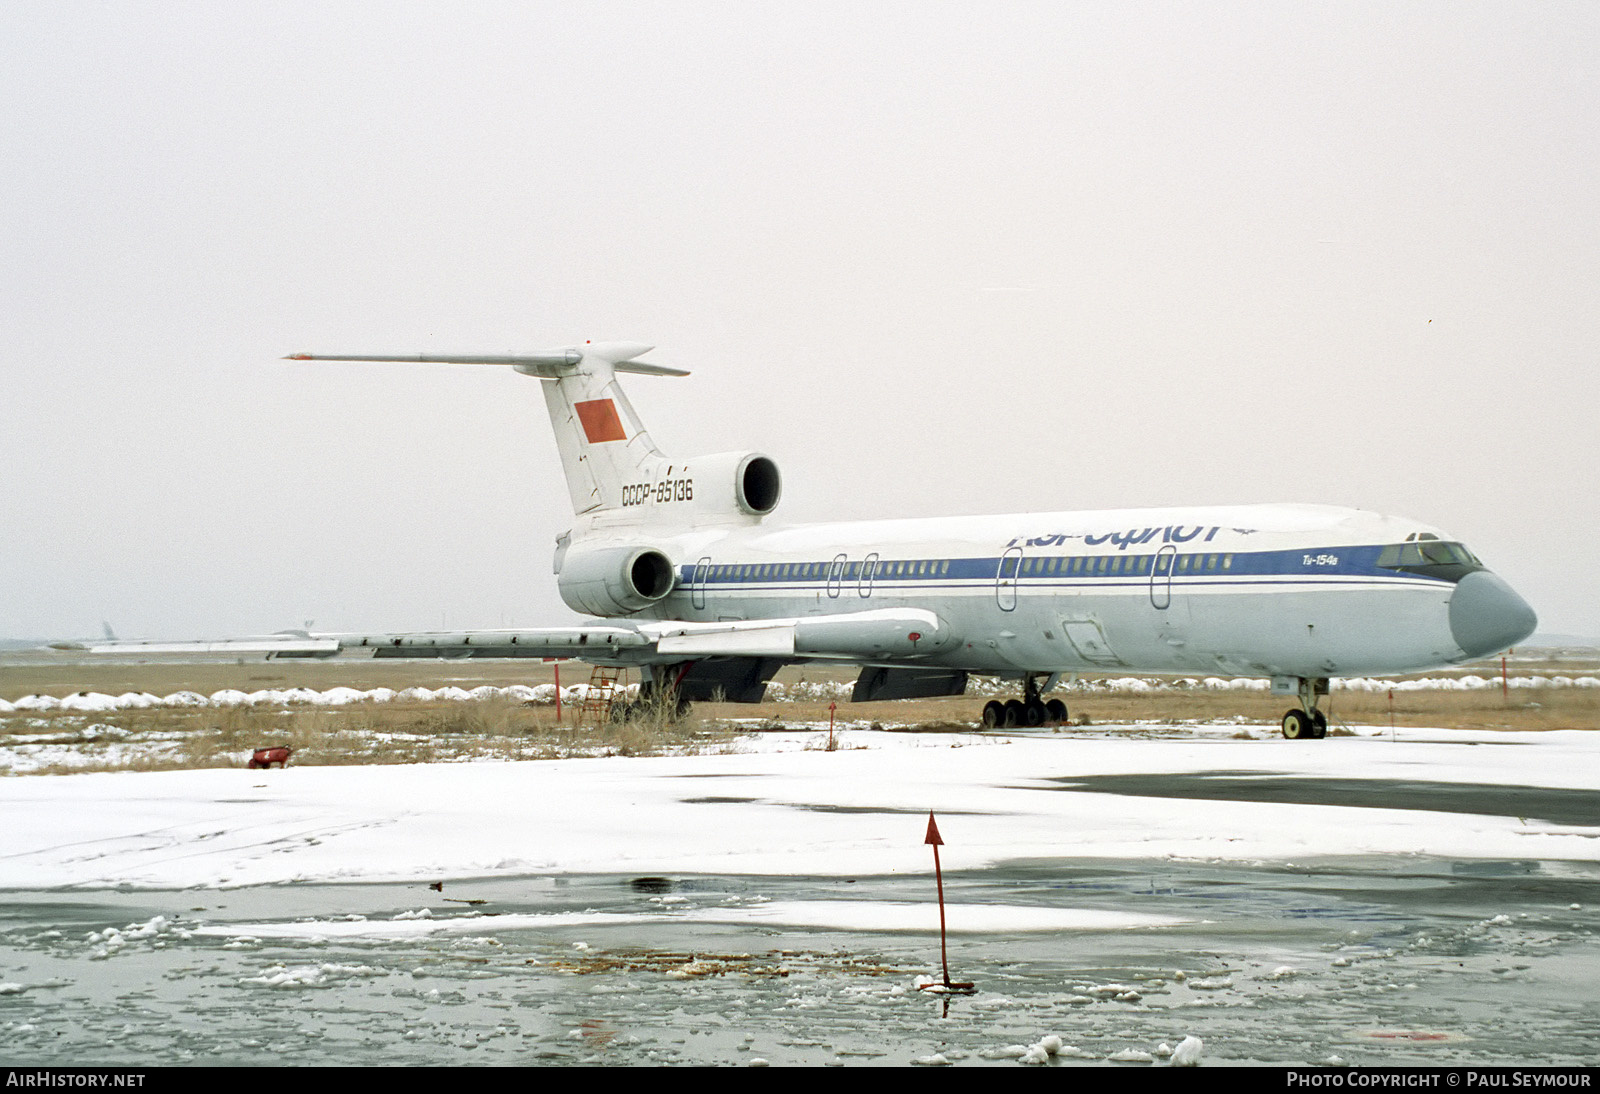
[248, 746, 292, 769]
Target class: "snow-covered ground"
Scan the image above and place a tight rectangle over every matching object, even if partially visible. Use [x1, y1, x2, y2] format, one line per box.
[3, 725, 1596, 892]
[3, 724, 1598, 1067]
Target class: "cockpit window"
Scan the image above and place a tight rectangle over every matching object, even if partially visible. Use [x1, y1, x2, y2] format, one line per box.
[1377, 541, 1484, 582]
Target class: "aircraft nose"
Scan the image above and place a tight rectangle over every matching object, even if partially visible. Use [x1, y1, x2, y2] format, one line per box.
[1449, 571, 1538, 659]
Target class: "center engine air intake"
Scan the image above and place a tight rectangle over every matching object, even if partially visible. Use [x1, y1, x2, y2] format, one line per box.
[736, 453, 782, 516]
[557, 544, 676, 616]
[684, 451, 781, 518]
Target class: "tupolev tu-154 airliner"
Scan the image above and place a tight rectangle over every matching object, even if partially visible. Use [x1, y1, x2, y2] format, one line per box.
[81, 341, 1539, 739]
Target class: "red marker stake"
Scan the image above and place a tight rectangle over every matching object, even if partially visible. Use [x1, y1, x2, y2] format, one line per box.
[921, 812, 974, 994]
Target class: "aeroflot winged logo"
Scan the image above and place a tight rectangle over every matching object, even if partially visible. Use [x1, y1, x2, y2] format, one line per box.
[574, 399, 627, 443]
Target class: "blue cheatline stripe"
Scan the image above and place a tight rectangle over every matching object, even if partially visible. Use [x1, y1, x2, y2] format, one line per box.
[678, 545, 1452, 587]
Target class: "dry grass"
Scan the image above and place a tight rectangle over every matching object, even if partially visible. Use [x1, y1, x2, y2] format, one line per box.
[0, 695, 742, 775]
[3, 651, 1595, 776]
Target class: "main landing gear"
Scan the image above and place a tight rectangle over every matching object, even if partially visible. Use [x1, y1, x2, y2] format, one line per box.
[1281, 676, 1329, 740]
[981, 675, 1069, 729]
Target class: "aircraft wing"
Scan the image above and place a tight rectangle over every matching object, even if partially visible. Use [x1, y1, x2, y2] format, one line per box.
[59, 626, 652, 662]
[59, 608, 957, 665]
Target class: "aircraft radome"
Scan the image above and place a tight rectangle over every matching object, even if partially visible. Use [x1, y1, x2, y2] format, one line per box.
[75, 341, 1538, 740]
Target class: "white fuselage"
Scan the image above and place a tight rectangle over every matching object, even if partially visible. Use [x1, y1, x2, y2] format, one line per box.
[271, 344, 1534, 689]
[570, 501, 1496, 680]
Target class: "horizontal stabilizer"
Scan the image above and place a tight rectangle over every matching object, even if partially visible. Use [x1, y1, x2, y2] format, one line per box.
[283, 343, 688, 378]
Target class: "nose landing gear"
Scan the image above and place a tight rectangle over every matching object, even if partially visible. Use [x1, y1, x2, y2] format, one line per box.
[1281, 677, 1330, 740]
[981, 675, 1069, 728]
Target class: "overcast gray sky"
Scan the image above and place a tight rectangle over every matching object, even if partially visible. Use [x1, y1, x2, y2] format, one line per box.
[3, 2, 1596, 640]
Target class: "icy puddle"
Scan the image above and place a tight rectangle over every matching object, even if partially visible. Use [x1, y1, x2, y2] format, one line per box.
[2, 859, 1597, 1066]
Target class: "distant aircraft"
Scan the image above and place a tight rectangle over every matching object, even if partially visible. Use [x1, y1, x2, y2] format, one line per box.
[78, 341, 1538, 739]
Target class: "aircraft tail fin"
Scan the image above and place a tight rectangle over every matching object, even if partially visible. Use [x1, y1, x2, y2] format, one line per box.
[284, 342, 681, 517]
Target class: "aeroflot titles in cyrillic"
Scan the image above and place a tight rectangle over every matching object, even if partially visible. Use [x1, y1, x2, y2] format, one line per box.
[1009, 525, 1258, 550]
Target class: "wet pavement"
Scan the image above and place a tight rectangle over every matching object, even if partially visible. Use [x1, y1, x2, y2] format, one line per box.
[2, 855, 1598, 1067]
[1045, 772, 1600, 827]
